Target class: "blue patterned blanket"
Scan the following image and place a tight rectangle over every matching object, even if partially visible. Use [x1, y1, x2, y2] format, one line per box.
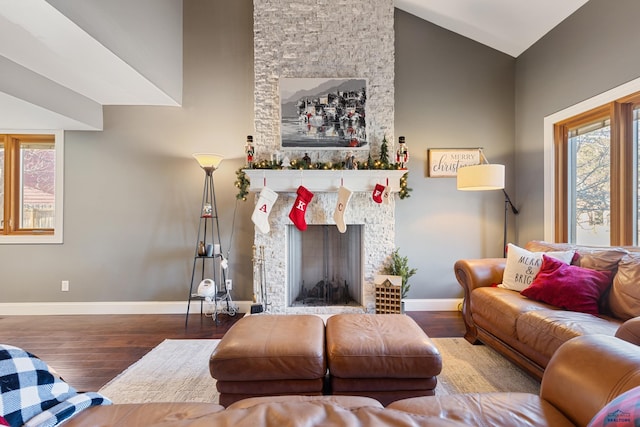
[0, 344, 111, 427]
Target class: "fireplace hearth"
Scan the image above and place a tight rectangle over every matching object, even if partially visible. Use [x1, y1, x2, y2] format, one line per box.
[293, 279, 357, 306]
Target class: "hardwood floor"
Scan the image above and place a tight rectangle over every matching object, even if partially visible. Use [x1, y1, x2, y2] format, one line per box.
[0, 311, 464, 392]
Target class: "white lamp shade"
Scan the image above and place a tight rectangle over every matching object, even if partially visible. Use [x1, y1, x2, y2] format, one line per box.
[193, 153, 224, 170]
[457, 164, 505, 191]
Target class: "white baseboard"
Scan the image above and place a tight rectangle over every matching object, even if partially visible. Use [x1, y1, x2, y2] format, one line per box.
[403, 298, 463, 312]
[0, 299, 462, 316]
[0, 301, 253, 316]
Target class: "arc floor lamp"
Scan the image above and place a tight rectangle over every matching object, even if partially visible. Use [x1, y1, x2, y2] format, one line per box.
[457, 150, 519, 257]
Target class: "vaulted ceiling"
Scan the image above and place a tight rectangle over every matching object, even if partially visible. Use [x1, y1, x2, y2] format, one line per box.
[0, 0, 589, 131]
[396, 0, 589, 57]
[0, 0, 182, 131]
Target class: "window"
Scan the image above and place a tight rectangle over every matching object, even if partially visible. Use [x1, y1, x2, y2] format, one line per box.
[566, 116, 611, 245]
[552, 92, 640, 246]
[0, 131, 63, 244]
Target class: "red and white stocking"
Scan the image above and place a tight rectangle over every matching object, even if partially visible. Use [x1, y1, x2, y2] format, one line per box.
[289, 185, 314, 231]
[372, 183, 385, 203]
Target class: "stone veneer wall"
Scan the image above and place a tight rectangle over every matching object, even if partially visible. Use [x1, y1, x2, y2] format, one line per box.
[255, 192, 396, 313]
[253, 0, 395, 163]
[253, 0, 396, 313]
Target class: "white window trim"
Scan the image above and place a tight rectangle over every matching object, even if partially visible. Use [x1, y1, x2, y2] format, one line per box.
[543, 77, 640, 242]
[0, 129, 64, 244]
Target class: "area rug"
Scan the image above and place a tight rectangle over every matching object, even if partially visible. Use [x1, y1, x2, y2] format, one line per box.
[433, 338, 540, 395]
[98, 338, 540, 404]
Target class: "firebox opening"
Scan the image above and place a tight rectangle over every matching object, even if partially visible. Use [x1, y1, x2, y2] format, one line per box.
[288, 224, 363, 307]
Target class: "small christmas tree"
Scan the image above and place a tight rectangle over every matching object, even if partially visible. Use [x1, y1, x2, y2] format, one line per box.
[380, 135, 390, 166]
[383, 248, 417, 299]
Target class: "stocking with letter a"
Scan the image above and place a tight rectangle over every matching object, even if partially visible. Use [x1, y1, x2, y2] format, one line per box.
[251, 187, 278, 234]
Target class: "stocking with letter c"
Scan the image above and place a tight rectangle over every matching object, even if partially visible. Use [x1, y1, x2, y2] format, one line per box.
[333, 186, 353, 233]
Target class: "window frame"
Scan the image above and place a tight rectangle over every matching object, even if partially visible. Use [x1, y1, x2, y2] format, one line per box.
[0, 129, 64, 244]
[544, 78, 640, 245]
[553, 104, 614, 244]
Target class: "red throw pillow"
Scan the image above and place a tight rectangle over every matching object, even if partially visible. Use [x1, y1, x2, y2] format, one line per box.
[521, 254, 612, 315]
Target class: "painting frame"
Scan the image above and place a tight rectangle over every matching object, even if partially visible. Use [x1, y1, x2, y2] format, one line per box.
[427, 148, 481, 177]
[279, 77, 369, 150]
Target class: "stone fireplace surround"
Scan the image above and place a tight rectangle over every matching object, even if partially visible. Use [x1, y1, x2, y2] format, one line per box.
[248, 169, 404, 314]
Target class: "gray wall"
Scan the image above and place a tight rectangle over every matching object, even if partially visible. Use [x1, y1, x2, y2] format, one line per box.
[0, 2, 517, 305]
[395, 10, 515, 298]
[0, 0, 255, 303]
[515, 0, 640, 244]
[15, 0, 633, 305]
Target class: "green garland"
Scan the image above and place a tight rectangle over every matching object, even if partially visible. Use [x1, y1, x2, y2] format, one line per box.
[235, 151, 413, 200]
[398, 172, 412, 199]
[235, 168, 250, 201]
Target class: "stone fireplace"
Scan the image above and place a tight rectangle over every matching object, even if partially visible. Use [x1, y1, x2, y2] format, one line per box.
[250, 0, 396, 314]
[248, 170, 403, 314]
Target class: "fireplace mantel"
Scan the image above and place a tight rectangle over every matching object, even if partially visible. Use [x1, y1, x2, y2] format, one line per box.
[244, 169, 407, 193]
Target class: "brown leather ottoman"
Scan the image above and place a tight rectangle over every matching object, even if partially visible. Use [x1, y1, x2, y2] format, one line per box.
[209, 314, 326, 406]
[326, 313, 442, 406]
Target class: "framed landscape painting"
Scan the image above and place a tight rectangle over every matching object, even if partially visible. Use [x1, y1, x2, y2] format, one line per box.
[280, 78, 368, 150]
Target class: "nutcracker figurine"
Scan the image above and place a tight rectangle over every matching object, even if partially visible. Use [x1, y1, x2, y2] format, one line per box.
[396, 136, 409, 169]
[245, 135, 254, 168]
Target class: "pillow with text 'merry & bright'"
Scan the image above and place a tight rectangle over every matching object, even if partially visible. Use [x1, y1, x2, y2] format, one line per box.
[498, 243, 575, 292]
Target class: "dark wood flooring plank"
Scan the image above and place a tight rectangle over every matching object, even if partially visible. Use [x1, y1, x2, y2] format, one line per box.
[0, 311, 464, 391]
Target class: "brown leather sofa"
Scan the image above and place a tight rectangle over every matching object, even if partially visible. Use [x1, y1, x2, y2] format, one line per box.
[62, 334, 640, 426]
[455, 240, 640, 380]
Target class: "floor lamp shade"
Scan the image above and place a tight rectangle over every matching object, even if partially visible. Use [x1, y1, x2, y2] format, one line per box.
[457, 164, 505, 191]
[456, 162, 516, 258]
[193, 153, 224, 171]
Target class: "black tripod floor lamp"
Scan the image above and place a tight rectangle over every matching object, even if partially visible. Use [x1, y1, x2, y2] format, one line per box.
[457, 150, 519, 257]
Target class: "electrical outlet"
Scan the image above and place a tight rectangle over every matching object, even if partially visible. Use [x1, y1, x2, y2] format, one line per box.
[225, 279, 233, 290]
[61, 280, 69, 292]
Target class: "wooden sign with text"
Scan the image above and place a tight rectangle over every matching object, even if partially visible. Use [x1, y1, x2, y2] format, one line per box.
[427, 149, 481, 177]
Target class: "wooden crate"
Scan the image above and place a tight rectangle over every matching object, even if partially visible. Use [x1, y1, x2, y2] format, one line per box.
[375, 281, 402, 314]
